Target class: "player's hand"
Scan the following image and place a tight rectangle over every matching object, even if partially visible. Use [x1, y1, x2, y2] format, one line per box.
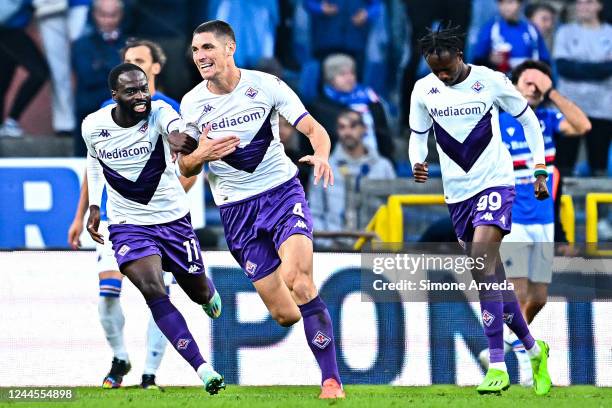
[523, 68, 553, 96]
[352, 8, 368, 26]
[557, 243, 579, 257]
[413, 162, 428, 183]
[322, 1, 339, 15]
[68, 218, 84, 249]
[193, 125, 240, 161]
[168, 131, 198, 155]
[299, 154, 334, 188]
[534, 175, 550, 200]
[86, 205, 104, 244]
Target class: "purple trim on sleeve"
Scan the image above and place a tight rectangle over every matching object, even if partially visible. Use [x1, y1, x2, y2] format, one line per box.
[513, 104, 529, 118]
[410, 126, 432, 134]
[166, 117, 180, 133]
[293, 112, 310, 127]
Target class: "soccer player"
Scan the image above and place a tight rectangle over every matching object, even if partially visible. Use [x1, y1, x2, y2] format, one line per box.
[68, 39, 196, 390]
[82, 62, 236, 395]
[494, 60, 590, 384]
[408, 26, 552, 395]
[178, 20, 344, 399]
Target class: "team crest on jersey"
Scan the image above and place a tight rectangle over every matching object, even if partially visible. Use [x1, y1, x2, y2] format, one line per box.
[312, 331, 331, 349]
[506, 127, 516, 137]
[471, 81, 484, 93]
[245, 87, 258, 99]
[245, 260, 258, 276]
[427, 87, 440, 95]
[202, 104, 214, 114]
[138, 122, 148, 133]
[176, 338, 191, 350]
[482, 310, 495, 327]
[99, 129, 111, 138]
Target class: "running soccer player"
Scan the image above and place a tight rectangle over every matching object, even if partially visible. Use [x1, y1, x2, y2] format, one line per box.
[491, 60, 590, 384]
[82, 62, 235, 395]
[68, 39, 196, 390]
[179, 20, 344, 399]
[408, 26, 552, 395]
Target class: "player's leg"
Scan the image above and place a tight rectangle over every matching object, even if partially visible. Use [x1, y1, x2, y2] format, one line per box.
[96, 222, 131, 389]
[276, 234, 343, 398]
[524, 282, 548, 323]
[141, 273, 173, 390]
[172, 272, 221, 319]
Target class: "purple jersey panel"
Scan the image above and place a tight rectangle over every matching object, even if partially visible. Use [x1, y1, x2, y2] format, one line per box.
[108, 213, 205, 275]
[220, 177, 313, 282]
[447, 186, 515, 243]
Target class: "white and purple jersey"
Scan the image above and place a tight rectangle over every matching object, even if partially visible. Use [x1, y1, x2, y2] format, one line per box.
[409, 65, 530, 203]
[82, 100, 188, 225]
[180, 69, 309, 205]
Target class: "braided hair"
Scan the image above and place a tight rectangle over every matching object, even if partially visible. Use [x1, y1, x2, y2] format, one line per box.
[418, 25, 466, 58]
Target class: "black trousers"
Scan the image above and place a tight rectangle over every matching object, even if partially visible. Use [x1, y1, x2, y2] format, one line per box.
[555, 117, 612, 176]
[400, 0, 472, 125]
[0, 27, 49, 121]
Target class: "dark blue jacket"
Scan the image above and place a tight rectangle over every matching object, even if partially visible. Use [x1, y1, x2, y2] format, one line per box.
[304, 0, 381, 55]
[72, 31, 125, 117]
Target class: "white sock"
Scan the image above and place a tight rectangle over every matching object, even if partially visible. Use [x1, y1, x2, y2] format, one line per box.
[489, 362, 508, 372]
[143, 314, 167, 375]
[98, 296, 129, 361]
[196, 362, 215, 379]
[526, 341, 541, 359]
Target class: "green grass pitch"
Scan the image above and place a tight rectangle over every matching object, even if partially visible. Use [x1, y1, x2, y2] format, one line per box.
[2, 385, 611, 408]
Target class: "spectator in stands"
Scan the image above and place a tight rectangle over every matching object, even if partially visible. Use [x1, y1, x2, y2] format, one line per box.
[526, 2, 558, 51]
[279, 116, 311, 192]
[0, 0, 49, 138]
[471, 0, 551, 74]
[72, 0, 124, 156]
[309, 109, 395, 248]
[553, 0, 612, 176]
[35, 0, 91, 137]
[400, 0, 473, 126]
[306, 53, 394, 163]
[124, 0, 195, 101]
[209, 0, 279, 70]
[303, 0, 382, 70]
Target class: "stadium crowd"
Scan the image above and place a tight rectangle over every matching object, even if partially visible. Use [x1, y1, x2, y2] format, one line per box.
[1, 0, 611, 247]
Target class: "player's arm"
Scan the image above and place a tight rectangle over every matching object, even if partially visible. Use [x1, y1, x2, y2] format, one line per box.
[296, 114, 334, 188]
[179, 175, 197, 192]
[67, 172, 89, 249]
[408, 84, 431, 183]
[86, 154, 105, 244]
[552, 90, 591, 136]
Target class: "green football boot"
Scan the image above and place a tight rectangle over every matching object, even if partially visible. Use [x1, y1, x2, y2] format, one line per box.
[530, 340, 552, 396]
[202, 290, 222, 319]
[477, 368, 510, 395]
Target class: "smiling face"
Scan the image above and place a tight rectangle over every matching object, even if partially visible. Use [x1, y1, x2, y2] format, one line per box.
[112, 70, 151, 120]
[191, 31, 235, 81]
[425, 51, 465, 86]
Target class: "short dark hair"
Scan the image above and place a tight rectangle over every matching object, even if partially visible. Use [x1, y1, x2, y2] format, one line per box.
[510, 60, 553, 84]
[121, 38, 167, 69]
[418, 24, 466, 57]
[193, 20, 236, 43]
[337, 109, 365, 127]
[108, 63, 146, 91]
[525, 2, 557, 19]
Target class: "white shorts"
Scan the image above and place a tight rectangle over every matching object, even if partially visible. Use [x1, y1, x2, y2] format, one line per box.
[95, 221, 174, 286]
[501, 223, 554, 284]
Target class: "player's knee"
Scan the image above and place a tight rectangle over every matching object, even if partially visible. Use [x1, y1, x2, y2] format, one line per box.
[271, 309, 301, 327]
[139, 280, 167, 301]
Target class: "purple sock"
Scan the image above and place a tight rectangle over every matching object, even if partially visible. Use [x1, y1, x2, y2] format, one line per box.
[147, 295, 206, 371]
[477, 275, 505, 363]
[205, 276, 216, 303]
[298, 296, 341, 385]
[494, 261, 535, 350]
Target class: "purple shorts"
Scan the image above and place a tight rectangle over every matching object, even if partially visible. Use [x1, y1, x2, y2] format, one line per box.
[447, 186, 515, 243]
[220, 177, 313, 282]
[108, 213, 204, 275]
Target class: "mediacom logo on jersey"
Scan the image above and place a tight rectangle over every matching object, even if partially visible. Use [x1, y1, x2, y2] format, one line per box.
[97, 142, 152, 160]
[202, 107, 266, 131]
[429, 101, 486, 118]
